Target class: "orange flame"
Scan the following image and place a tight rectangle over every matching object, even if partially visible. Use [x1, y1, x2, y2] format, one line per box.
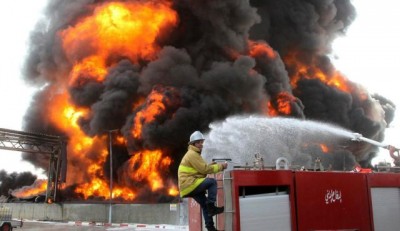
[320, 144, 329, 153]
[268, 92, 297, 116]
[168, 186, 179, 197]
[60, 1, 178, 85]
[132, 89, 166, 139]
[11, 179, 47, 198]
[46, 92, 101, 161]
[68, 56, 108, 86]
[115, 135, 126, 145]
[302, 143, 331, 154]
[30, 1, 180, 201]
[285, 52, 351, 93]
[249, 40, 277, 59]
[44, 92, 114, 198]
[75, 177, 136, 200]
[71, 137, 139, 201]
[127, 149, 171, 192]
[14, 1, 180, 201]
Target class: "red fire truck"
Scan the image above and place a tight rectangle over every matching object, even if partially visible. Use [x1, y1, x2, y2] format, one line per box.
[188, 160, 400, 231]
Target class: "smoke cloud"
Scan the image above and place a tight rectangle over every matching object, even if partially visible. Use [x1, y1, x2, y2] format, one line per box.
[0, 171, 37, 198]
[15, 0, 395, 201]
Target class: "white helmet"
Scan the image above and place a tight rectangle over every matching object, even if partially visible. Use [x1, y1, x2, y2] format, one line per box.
[189, 131, 205, 144]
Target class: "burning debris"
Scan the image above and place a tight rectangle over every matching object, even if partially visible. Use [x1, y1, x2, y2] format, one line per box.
[11, 0, 395, 202]
[0, 171, 37, 202]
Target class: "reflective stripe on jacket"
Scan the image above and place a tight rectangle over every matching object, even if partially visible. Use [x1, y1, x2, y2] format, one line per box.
[178, 145, 223, 197]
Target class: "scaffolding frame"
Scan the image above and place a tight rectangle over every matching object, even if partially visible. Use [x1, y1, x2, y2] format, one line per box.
[0, 128, 67, 202]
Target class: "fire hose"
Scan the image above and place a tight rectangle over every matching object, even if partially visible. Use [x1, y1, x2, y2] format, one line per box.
[351, 133, 396, 150]
[352, 133, 400, 166]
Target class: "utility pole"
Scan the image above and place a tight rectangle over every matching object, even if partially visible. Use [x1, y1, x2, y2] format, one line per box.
[107, 129, 119, 224]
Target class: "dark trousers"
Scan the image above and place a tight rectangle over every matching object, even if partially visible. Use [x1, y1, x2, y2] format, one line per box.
[186, 178, 218, 228]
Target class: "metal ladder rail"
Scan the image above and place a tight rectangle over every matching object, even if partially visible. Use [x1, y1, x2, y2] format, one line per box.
[214, 169, 234, 231]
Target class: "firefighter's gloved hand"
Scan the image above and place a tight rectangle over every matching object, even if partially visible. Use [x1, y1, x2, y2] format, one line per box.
[221, 162, 228, 169]
[388, 145, 398, 153]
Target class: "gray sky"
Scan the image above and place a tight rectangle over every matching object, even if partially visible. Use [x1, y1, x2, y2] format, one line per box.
[332, 0, 400, 164]
[0, 0, 47, 177]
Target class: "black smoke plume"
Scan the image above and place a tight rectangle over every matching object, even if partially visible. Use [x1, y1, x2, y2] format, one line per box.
[0, 171, 37, 198]
[17, 0, 395, 201]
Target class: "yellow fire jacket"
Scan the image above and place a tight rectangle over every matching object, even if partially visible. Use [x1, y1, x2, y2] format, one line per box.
[178, 145, 224, 197]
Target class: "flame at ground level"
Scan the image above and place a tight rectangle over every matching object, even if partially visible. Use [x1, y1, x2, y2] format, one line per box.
[11, 179, 47, 199]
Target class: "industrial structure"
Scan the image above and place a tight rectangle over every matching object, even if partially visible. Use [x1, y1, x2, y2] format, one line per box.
[3, 128, 400, 230]
[0, 128, 67, 203]
[0, 128, 187, 226]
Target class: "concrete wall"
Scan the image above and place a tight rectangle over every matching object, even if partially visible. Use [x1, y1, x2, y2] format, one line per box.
[1, 201, 188, 225]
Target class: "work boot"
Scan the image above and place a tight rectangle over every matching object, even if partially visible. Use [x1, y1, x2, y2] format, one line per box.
[207, 202, 224, 217]
[206, 225, 222, 231]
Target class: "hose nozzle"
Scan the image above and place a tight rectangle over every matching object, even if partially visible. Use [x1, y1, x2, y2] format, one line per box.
[351, 133, 362, 141]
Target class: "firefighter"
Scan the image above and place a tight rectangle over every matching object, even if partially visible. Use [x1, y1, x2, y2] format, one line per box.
[178, 131, 227, 231]
[388, 145, 400, 167]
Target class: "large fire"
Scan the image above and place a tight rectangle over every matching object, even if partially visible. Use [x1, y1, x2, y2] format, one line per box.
[17, 0, 393, 202]
[21, 1, 179, 201]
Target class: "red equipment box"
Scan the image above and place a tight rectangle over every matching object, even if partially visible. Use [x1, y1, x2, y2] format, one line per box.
[295, 171, 371, 231]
